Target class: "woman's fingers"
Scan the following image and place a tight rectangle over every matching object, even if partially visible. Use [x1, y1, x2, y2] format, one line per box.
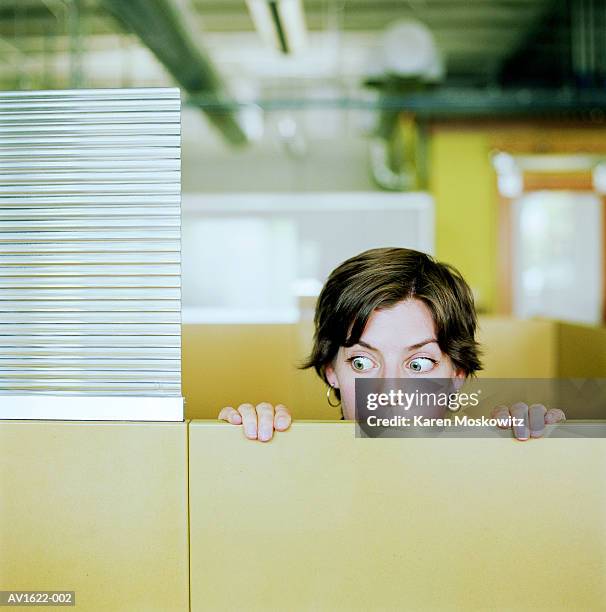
[490, 405, 511, 428]
[490, 403, 566, 440]
[237, 403, 258, 440]
[545, 408, 566, 424]
[218, 406, 242, 425]
[217, 402, 292, 442]
[529, 404, 547, 437]
[274, 404, 292, 431]
[510, 402, 530, 441]
[256, 402, 275, 442]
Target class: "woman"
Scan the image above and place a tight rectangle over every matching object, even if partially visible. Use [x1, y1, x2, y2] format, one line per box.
[218, 247, 565, 441]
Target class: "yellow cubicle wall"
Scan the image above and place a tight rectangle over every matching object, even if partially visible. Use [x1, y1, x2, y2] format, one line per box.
[557, 321, 606, 376]
[190, 421, 606, 611]
[0, 421, 189, 612]
[2, 420, 605, 611]
[181, 322, 328, 420]
[183, 317, 606, 419]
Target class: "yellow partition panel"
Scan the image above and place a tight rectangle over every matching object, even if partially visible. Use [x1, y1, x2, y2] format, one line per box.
[182, 323, 335, 421]
[183, 317, 605, 420]
[557, 321, 606, 377]
[189, 421, 606, 611]
[477, 316, 557, 377]
[292, 317, 344, 420]
[182, 323, 300, 419]
[0, 421, 189, 612]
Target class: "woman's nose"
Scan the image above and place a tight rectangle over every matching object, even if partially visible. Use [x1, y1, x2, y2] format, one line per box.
[382, 361, 404, 379]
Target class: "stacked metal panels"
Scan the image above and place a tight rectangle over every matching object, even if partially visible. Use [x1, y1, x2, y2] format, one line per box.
[0, 88, 183, 420]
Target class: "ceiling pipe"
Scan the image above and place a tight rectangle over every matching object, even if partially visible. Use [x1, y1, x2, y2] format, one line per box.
[101, 0, 248, 146]
[246, 0, 308, 54]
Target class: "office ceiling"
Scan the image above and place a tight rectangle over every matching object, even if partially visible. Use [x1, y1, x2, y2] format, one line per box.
[0, 0, 562, 88]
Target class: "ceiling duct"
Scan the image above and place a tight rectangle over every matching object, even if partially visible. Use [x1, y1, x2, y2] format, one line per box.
[101, 0, 248, 145]
[246, 0, 308, 54]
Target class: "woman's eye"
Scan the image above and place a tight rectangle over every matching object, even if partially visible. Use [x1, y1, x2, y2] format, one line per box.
[350, 356, 374, 372]
[407, 357, 436, 373]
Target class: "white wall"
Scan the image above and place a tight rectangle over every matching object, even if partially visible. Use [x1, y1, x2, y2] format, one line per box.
[181, 107, 377, 193]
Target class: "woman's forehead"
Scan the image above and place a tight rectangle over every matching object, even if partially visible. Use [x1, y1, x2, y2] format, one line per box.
[355, 299, 437, 349]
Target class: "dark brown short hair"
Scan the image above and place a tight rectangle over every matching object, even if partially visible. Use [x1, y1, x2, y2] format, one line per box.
[302, 247, 482, 393]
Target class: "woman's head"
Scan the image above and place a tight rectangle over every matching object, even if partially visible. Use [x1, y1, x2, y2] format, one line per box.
[302, 247, 482, 418]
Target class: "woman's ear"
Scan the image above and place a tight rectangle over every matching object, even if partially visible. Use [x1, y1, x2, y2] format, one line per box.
[452, 369, 466, 391]
[325, 363, 339, 389]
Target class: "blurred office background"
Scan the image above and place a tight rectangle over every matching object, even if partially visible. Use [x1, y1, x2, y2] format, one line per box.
[1, 0, 605, 417]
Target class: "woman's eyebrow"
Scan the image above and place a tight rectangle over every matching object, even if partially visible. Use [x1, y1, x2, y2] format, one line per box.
[406, 338, 438, 351]
[353, 338, 438, 352]
[354, 340, 378, 351]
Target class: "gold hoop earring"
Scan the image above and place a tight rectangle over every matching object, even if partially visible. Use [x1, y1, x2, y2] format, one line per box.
[326, 384, 341, 407]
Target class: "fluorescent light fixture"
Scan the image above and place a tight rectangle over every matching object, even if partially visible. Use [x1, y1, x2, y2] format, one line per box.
[246, 0, 308, 54]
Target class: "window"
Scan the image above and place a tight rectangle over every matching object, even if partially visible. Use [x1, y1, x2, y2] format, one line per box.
[513, 191, 603, 325]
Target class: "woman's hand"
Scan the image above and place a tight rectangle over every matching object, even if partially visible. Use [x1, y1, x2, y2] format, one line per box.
[218, 403, 292, 442]
[491, 403, 566, 440]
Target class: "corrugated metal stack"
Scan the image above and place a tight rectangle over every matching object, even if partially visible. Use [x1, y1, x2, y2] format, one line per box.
[0, 88, 183, 420]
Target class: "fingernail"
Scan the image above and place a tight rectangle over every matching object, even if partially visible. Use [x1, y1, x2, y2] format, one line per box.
[245, 426, 257, 438]
[276, 417, 289, 429]
[513, 417, 529, 440]
[258, 427, 271, 441]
